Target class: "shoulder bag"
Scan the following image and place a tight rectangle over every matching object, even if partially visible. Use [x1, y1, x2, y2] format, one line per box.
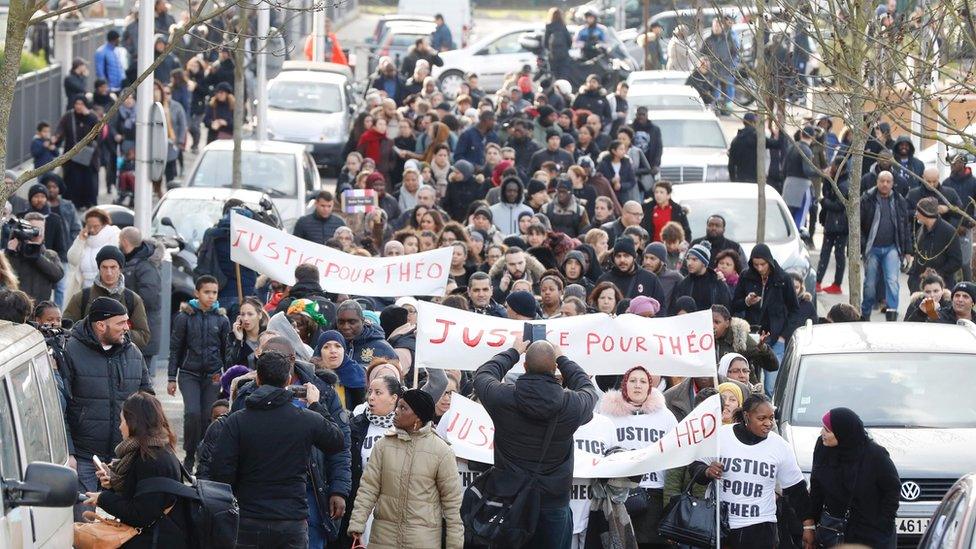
[815, 453, 865, 548]
[461, 418, 558, 547]
[658, 475, 728, 548]
[74, 505, 173, 549]
[68, 114, 98, 167]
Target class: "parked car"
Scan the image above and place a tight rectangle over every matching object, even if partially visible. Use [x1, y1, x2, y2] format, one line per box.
[151, 187, 283, 313]
[367, 13, 434, 45]
[266, 61, 359, 170]
[626, 69, 691, 87]
[626, 83, 706, 118]
[919, 472, 976, 549]
[670, 182, 815, 293]
[570, 0, 680, 30]
[183, 139, 320, 230]
[777, 321, 976, 548]
[369, 20, 437, 74]
[397, 0, 473, 48]
[648, 109, 729, 182]
[434, 24, 638, 97]
[0, 321, 78, 549]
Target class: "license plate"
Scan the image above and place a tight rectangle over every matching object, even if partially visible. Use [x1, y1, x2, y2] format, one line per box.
[896, 517, 930, 535]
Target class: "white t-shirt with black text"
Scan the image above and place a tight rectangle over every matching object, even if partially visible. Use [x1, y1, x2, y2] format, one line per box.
[570, 414, 617, 534]
[608, 406, 678, 489]
[700, 424, 805, 529]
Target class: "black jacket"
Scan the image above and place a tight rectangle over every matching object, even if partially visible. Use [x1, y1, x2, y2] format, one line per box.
[123, 240, 164, 356]
[728, 125, 780, 182]
[5, 246, 63, 305]
[669, 269, 731, 312]
[597, 264, 667, 310]
[293, 211, 346, 244]
[473, 349, 598, 507]
[906, 184, 963, 227]
[274, 281, 337, 324]
[471, 300, 507, 318]
[810, 440, 900, 547]
[167, 302, 231, 380]
[820, 179, 849, 236]
[443, 176, 488, 222]
[861, 163, 910, 197]
[859, 187, 913, 255]
[911, 218, 962, 286]
[572, 88, 612, 126]
[529, 147, 574, 175]
[731, 244, 798, 343]
[689, 235, 746, 270]
[61, 320, 152, 459]
[631, 119, 663, 170]
[97, 449, 187, 549]
[210, 384, 345, 520]
[507, 135, 541, 180]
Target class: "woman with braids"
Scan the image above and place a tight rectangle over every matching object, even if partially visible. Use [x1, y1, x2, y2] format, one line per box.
[82, 392, 187, 548]
[690, 394, 814, 548]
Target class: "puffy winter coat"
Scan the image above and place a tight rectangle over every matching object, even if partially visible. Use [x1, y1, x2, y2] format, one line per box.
[597, 264, 667, 309]
[731, 244, 798, 343]
[63, 277, 152, 351]
[293, 212, 347, 245]
[348, 424, 463, 548]
[820, 178, 849, 236]
[61, 319, 152, 459]
[122, 239, 165, 356]
[167, 301, 231, 380]
[347, 322, 398, 368]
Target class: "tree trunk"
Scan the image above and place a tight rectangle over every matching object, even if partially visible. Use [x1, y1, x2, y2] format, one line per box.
[846, 122, 865, 311]
[232, 9, 248, 189]
[0, 1, 33, 197]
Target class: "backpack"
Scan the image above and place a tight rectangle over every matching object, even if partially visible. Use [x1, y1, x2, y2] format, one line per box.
[136, 463, 239, 549]
[460, 419, 557, 547]
[82, 287, 136, 316]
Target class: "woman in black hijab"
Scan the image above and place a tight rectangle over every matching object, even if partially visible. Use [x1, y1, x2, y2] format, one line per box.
[810, 408, 900, 549]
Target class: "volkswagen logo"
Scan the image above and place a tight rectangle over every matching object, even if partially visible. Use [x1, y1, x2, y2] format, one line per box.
[901, 481, 921, 501]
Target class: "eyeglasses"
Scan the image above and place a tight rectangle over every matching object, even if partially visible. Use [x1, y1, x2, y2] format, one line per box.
[728, 367, 751, 375]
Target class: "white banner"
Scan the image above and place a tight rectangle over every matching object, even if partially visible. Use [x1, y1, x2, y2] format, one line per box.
[437, 394, 721, 479]
[229, 213, 453, 296]
[415, 301, 716, 377]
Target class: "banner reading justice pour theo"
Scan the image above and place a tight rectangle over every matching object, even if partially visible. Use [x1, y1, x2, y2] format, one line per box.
[437, 394, 721, 478]
[415, 301, 716, 377]
[230, 213, 453, 296]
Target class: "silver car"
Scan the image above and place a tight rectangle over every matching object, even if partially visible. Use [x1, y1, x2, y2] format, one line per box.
[777, 321, 976, 548]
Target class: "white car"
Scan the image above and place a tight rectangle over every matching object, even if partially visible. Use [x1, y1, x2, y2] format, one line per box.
[651, 109, 729, 182]
[266, 62, 358, 169]
[183, 140, 321, 231]
[626, 69, 691, 87]
[626, 83, 706, 119]
[916, 123, 976, 177]
[670, 182, 815, 292]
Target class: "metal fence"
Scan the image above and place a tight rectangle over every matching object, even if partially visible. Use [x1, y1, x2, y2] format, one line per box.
[7, 64, 63, 169]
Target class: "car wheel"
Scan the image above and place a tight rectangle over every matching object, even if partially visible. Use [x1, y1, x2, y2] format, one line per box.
[439, 70, 465, 100]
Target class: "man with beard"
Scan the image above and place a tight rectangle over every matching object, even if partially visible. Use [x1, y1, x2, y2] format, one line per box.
[468, 272, 506, 317]
[669, 241, 730, 311]
[597, 237, 667, 307]
[545, 178, 590, 237]
[908, 197, 962, 292]
[690, 215, 746, 271]
[491, 246, 542, 302]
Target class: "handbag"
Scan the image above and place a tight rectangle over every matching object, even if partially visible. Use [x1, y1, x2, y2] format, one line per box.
[815, 452, 865, 548]
[73, 515, 141, 549]
[460, 418, 557, 547]
[658, 478, 728, 548]
[68, 114, 97, 167]
[624, 487, 651, 516]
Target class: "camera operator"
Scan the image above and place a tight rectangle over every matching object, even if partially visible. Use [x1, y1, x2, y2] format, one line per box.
[5, 212, 64, 304]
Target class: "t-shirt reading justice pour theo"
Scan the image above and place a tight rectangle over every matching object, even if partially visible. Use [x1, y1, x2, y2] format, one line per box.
[608, 405, 678, 489]
[701, 424, 805, 529]
[570, 414, 617, 534]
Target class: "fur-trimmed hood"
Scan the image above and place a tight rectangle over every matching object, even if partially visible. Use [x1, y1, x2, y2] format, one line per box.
[909, 289, 951, 303]
[179, 301, 227, 316]
[598, 387, 666, 417]
[725, 316, 752, 352]
[488, 252, 546, 280]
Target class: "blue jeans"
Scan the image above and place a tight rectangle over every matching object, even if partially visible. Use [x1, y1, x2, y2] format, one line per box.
[861, 245, 901, 318]
[74, 457, 99, 521]
[527, 505, 573, 549]
[54, 275, 67, 308]
[765, 340, 785, 397]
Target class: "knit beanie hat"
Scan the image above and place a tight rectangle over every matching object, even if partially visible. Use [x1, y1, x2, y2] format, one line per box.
[915, 197, 939, 219]
[506, 290, 537, 318]
[687, 240, 712, 265]
[952, 281, 976, 303]
[527, 179, 547, 196]
[626, 296, 661, 317]
[400, 389, 436, 424]
[673, 295, 698, 314]
[95, 245, 126, 269]
[644, 242, 667, 264]
[89, 296, 128, 321]
[27, 183, 48, 201]
[612, 237, 636, 258]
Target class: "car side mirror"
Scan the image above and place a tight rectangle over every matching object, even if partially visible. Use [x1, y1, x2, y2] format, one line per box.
[3, 462, 78, 509]
[160, 216, 176, 229]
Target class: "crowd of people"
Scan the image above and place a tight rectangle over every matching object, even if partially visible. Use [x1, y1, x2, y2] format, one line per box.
[0, 4, 971, 549]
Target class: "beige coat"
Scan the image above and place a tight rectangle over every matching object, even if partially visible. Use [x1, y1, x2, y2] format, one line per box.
[348, 423, 463, 549]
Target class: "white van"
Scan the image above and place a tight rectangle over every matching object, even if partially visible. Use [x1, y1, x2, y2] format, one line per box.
[397, 0, 473, 48]
[0, 322, 77, 549]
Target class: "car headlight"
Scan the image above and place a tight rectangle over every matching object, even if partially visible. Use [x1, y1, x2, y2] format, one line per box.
[705, 165, 729, 181]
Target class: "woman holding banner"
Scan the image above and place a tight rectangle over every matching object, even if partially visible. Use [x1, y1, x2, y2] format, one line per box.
[693, 394, 815, 549]
[598, 365, 677, 548]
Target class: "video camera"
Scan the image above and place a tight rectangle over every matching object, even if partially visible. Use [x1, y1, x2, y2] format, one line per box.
[6, 216, 40, 241]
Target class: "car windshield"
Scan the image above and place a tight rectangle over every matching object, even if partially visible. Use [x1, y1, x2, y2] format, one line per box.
[268, 81, 343, 113]
[151, 198, 224, 251]
[628, 94, 701, 114]
[189, 150, 296, 197]
[656, 119, 726, 148]
[680, 198, 793, 242]
[791, 353, 976, 428]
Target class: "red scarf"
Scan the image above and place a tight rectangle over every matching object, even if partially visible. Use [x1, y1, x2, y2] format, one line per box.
[358, 128, 386, 163]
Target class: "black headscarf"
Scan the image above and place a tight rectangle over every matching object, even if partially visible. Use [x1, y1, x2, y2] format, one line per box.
[814, 407, 869, 466]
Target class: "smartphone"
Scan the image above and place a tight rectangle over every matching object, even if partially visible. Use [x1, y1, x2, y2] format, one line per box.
[522, 323, 546, 342]
[92, 455, 108, 474]
[288, 384, 308, 399]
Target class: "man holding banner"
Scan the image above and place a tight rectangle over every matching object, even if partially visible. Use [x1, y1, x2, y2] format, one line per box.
[471, 339, 599, 549]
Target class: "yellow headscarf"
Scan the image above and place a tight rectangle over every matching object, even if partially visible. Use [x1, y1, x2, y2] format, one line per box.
[717, 382, 744, 425]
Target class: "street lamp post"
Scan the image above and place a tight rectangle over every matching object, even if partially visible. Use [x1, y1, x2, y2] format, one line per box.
[256, 2, 270, 141]
[134, 0, 154, 234]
